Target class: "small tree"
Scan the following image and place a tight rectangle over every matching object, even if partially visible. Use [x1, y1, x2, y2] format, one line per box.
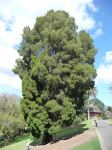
[13, 10, 97, 144]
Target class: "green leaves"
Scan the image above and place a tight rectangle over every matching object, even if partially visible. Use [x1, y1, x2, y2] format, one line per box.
[31, 61, 48, 80]
[27, 103, 48, 137]
[60, 98, 76, 126]
[45, 100, 62, 113]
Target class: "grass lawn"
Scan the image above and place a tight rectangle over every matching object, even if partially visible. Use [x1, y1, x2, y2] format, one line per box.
[0, 134, 33, 150]
[54, 119, 92, 141]
[109, 119, 112, 124]
[72, 137, 101, 150]
[0, 120, 93, 150]
[80, 119, 93, 129]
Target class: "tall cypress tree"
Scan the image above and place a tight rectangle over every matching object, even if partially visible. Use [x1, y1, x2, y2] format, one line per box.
[13, 10, 97, 143]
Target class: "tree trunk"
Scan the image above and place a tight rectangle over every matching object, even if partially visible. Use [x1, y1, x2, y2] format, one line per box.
[42, 131, 53, 145]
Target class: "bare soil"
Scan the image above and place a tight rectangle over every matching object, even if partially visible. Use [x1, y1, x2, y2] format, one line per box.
[31, 128, 97, 150]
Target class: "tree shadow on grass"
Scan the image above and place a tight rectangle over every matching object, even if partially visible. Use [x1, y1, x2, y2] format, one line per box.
[52, 123, 89, 143]
[31, 122, 90, 146]
[31, 135, 43, 146]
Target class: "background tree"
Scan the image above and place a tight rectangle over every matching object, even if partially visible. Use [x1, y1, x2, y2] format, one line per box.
[107, 106, 112, 112]
[0, 94, 26, 146]
[90, 98, 105, 112]
[13, 10, 97, 144]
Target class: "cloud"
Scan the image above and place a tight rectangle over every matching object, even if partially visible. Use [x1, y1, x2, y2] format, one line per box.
[0, 44, 19, 70]
[96, 51, 112, 84]
[104, 51, 112, 63]
[0, 72, 21, 90]
[92, 22, 103, 39]
[0, 44, 20, 90]
[0, 0, 99, 48]
[93, 28, 103, 39]
[96, 64, 112, 84]
[0, 0, 100, 93]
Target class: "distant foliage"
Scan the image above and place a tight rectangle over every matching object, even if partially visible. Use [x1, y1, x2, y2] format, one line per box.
[0, 94, 26, 147]
[13, 10, 97, 144]
[90, 98, 105, 111]
[107, 106, 112, 112]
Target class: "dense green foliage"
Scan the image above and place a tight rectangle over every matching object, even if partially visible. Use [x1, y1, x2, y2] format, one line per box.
[13, 10, 96, 143]
[0, 94, 26, 147]
[90, 98, 105, 111]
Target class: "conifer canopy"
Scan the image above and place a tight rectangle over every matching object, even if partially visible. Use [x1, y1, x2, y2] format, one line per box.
[13, 10, 97, 144]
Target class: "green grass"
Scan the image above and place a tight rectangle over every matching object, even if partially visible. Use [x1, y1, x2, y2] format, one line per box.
[54, 119, 92, 141]
[0, 134, 33, 150]
[80, 119, 93, 129]
[109, 119, 112, 124]
[72, 137, 101, 150]
[0, 120, 93, 150]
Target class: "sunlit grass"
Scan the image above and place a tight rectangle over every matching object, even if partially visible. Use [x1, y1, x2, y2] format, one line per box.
[0, 134, 33, 150]
[72, 137, 101, 150]
[80, 119, 93, 129]
[109, 119, 112, 124]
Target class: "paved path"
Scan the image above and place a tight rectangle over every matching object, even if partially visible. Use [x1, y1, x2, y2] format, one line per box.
[96, 120, 112, 150]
